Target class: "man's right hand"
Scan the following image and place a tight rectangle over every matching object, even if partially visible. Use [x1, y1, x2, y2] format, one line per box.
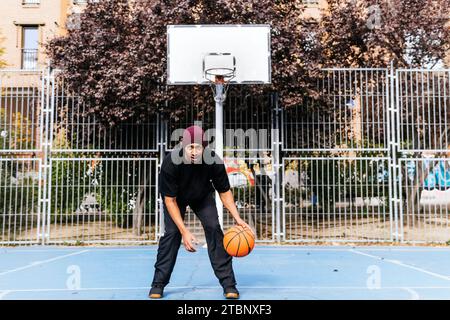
[181, 229, 197, 252]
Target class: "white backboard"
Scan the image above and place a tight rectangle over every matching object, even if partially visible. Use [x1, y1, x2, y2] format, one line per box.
[167, 25, 271, 85]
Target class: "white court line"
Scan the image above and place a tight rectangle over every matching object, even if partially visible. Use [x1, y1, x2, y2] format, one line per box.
[246, 248, 450, 252]
[0, 291, 11, 299]
[349, 249, 450, 281]
[1, 286, 450, 293]
[0, 248, 158, 253]
[254, 246, 450, 251]
[403, 288, 420, 300]
[2, 247, 450, 253]
[0, 250, 90, 277]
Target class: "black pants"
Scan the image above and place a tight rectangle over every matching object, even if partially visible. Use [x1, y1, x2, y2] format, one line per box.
[151, 192, 237, 289]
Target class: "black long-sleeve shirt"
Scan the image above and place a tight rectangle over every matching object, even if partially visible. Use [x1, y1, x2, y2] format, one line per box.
[159, 147, 231, 205]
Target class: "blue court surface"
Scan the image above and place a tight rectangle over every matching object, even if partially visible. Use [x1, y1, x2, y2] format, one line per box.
[1, 245, 450, 300]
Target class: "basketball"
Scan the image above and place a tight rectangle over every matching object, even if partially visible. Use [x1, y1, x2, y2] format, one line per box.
[223, 225, 255, 257]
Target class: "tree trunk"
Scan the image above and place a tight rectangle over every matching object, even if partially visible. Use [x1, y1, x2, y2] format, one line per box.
[351, 94, 362, 148]
[133, 164, 148, 236]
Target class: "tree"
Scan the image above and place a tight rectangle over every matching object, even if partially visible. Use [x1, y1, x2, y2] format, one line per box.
[46, 0, 318, 127]
[315, 0, 450, 68]
[313, 0, 450, 222]
[44, 0, 450, 124]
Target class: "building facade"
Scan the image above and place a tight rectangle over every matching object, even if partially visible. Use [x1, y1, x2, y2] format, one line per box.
[0, 0, 88, 70]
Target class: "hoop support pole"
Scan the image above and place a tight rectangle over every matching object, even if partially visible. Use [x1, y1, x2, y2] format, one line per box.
[215, 83, 225, 229]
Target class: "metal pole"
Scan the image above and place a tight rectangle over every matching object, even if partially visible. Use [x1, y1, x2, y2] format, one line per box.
[158, 114, 167, 239]
[40, 67, 52, 245]
[214, 83, 225, 229]
[389, 61, 400, 241]
[272, 93, 282, 243]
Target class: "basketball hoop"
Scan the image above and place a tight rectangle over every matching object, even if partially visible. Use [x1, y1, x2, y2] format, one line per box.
[204, 67, 235, 84]
[203, 54, 236, 101]
[205, 67, 235, 101]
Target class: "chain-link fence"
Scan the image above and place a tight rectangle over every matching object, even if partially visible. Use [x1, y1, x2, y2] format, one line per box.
[1, 67, 450, 245]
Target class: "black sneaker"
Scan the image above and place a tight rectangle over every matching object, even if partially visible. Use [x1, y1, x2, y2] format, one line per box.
[223, 286, 240, 299]
[148, 283, 165, 299]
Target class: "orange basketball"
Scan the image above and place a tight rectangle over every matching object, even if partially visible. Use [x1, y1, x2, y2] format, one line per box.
[223, 225, 255, 257]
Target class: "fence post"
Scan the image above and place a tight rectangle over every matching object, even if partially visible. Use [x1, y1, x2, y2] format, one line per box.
[388, 62, 401, 242]
[38, 67, 53, 245]
[157, 112, 167, 240]
[271, 92, 283, 243]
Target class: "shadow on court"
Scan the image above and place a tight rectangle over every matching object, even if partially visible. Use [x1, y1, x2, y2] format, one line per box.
[1, 246, 450, 300]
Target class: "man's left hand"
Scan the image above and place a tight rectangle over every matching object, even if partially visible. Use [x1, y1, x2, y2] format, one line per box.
[235, 218, 256, 238]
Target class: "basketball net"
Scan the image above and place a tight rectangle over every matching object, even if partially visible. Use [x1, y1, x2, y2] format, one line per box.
[206, 71, 234, 102]
[215, 75, 225, 85]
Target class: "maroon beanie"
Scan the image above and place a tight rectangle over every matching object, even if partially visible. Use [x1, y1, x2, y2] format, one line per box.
[181, 125, 208, 148]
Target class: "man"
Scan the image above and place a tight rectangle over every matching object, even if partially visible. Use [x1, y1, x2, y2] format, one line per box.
[149, 125, 254, 299]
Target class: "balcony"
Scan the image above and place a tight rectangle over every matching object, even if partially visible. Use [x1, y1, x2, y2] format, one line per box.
[21, 49, 38, 70]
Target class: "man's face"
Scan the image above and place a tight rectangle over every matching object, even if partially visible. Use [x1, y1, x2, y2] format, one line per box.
[184, 143, 204, 163]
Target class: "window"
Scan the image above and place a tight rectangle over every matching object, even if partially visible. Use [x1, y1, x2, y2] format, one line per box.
[21, 26, 39, 70]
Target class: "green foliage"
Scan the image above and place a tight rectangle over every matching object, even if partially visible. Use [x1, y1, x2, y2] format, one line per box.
[0, 109, 35, 151]
[284, 149, 390, 214]
[0, 161, 39, 238]
[48, 140, 157, 230]
[49, 158, 85, 223]
[48, 131, 157, 231]
[95, 160, 156, 229]
[94, 160, 135, 228]
[0, 109, 39, 239]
